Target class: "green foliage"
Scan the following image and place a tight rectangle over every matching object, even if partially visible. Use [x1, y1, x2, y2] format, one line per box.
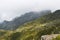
[0, 31, 6, 36]
[52, 35, 60, 40]
[10, 32, 21, 40]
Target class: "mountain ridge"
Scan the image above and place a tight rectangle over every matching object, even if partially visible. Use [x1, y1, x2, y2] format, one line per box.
[0, 10, 60, 40]
[0, 10, 51, 30]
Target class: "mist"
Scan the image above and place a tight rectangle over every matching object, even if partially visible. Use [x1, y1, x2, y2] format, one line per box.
[0, 0, 60, 22]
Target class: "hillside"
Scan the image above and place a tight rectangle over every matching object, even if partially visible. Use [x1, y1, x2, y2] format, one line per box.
[0, 10, 51, 30]
[0, 10, 60, 40]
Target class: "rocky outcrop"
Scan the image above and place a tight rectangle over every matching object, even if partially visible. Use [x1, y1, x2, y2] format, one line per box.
[41, 34, 60, 40]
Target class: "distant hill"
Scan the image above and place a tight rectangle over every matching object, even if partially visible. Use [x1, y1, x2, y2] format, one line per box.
[0, 10, 51, 30]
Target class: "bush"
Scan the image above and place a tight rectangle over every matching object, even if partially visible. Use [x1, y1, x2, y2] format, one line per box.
[10, 32, 21, 40]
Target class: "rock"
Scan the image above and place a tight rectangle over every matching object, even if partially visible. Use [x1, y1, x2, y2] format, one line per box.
[41, 34, 60, 40]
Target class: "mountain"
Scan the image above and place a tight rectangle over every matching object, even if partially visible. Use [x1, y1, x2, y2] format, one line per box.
[0, 10, 51, 30]
[0, 10, 60, 40]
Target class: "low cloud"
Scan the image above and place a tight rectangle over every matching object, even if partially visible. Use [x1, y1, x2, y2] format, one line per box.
[0, 0, 60, 21]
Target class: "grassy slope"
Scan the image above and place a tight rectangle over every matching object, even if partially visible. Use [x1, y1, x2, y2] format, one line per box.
[1, 11, 60, 40]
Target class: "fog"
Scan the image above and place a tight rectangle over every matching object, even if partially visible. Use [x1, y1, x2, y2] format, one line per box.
[0, 0, 60, 22]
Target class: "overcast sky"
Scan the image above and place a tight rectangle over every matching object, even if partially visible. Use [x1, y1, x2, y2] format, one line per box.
[0, 0, 60, 22]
